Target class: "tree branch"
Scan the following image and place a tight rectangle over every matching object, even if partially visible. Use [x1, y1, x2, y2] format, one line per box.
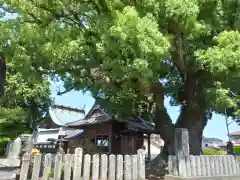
[57, 87, 74, 95]
[24, 0, 86, 28]
[0, 4, 16, 14]
[174, 33, 187, 73]
[151, 82, 165, 109]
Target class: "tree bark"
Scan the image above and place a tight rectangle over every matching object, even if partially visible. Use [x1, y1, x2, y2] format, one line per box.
[175, 105, 207, 155]
[147, 73, 208, 177]
[151, 73, 207, 157]
[151, 83, 175, 155]
[147, 103, 207, 177]
[147, 83, 175, 175]
[174, 73, 207, 155]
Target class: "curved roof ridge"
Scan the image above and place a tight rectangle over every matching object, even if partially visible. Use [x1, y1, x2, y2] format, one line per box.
[49, 105, 85, 126]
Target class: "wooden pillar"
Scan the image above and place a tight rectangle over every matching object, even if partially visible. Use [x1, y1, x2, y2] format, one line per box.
[131, 136, 134, 154]
[109, 133, 112, 153]
[147, 134, 151, 161]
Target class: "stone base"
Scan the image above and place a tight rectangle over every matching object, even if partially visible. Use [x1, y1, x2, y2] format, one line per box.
[165, 175, 240, 180]
[0, 171, 16, 180]
[0, 158, 21, 168]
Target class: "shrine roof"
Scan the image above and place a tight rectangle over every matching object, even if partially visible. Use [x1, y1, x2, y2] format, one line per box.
[49, 104, 85, 126]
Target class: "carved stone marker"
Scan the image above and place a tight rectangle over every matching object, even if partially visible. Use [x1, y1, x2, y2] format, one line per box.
[5, 137, 22, 159]
[0, 137, 21, 168]
[174, 128, 190, 157]
[21, 134, 34, 154]
[174, 128, 190, 177]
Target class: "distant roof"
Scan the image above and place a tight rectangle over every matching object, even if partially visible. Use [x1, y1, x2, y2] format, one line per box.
[67, 104, 156, 133]
[67, 104, 112, 126]
[202, 136, 223, 142]
[49, 105, 85, 126]
[229, 131, 240, 136]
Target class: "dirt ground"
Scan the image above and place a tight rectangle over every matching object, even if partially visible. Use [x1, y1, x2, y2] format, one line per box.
[146, 168, 166, 179]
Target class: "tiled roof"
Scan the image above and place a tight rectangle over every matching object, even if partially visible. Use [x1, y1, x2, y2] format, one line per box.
[67, 114, 111, 126]
[124, 116, 155, 133]
[49, 105, 85, 126]
[67, 105, 156, 133]
[202, 136, 223, 143]
[229, 131, 240, 136]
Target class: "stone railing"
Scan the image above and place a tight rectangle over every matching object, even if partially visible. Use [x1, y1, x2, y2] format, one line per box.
[166, 128, 240, 180]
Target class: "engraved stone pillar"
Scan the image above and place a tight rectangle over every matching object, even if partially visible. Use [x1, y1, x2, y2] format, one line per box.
[174, 128, 190, 177]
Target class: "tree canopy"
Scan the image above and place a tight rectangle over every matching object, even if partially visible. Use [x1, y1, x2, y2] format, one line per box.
[1, 0, 240, 154]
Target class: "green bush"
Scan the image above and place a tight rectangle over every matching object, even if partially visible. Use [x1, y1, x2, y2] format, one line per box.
[233, 146, 240, 155]
[202, 148, 226, 155]
[0, 138, 10, 156]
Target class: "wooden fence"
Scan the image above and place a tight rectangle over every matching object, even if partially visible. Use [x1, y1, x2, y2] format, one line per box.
[19, 148, 145, 180]
[168, 155, 240, 177]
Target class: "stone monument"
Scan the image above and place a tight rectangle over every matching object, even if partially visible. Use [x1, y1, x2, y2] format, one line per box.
[174, 128, 190, 177]
[0, 134, 33, 168]
[5, 137, 22, 159]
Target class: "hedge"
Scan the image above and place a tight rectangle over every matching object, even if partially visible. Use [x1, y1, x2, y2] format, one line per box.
[233, 146, 240, 155]
[202, 148, 226, 155]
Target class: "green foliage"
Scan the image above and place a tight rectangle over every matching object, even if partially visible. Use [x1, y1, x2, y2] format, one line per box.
[47, 167, 65, 180]
[0, 67, 51, 139]
[233, 146, 240, 155]
[1, 0, 240, 123]
[202, 148, 226, 155]
[0, 108, 26, 138]
[0, 14, 52, 140]
[0, 137, 10, 156]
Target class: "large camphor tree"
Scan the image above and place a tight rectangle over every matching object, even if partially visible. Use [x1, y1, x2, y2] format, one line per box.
[1, 1, 240, 156]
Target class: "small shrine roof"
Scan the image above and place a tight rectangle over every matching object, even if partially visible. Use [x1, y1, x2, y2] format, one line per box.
[49, 104, 85, 126]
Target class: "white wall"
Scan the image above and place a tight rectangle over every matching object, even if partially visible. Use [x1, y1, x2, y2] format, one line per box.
[36, 130, 59, 143]
[143, 139, 162, 160]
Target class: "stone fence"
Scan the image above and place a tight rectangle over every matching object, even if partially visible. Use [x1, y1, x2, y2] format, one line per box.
[166, 128, 240, 180]
[19, 148, 146, 180]
[168, 155, 240, 177]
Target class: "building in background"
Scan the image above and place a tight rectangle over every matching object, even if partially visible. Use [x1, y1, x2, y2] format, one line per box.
[33, 104, 85, 153]
[143, 134, 164, 161]
[202, 136, 223, 149]
[229, 131, 240, 146]
[66, 104, 158, 160]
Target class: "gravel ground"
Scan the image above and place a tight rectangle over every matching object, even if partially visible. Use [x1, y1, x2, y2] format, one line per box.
[0, 171, 16, 180]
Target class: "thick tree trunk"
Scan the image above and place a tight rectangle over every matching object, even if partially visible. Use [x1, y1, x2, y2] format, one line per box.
[153, 106, 207, 156]
[151, 83, 175, 155]
[147, 75, 207, 177]
[147, 75, 207, 178]
[174, 73, 208, 155]
[146, 83, 175, 176]
[147, 105, 207, 177]
[175, 105, 207, 155]
[154, 107, 175, 155]
[153, 105, 207, 155]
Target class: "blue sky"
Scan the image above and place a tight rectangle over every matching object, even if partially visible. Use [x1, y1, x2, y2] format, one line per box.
[51, 81, 239, 141]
